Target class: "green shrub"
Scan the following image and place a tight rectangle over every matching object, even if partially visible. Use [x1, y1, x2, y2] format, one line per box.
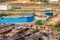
[0, 12, 7, 17]
[55, 22, 60, 31]
[55, 22, 60, 28]
[35, 20, 43, 25]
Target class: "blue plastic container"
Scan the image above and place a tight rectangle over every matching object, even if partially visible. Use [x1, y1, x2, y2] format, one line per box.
[43, 11, 53, 16]
[0, 14, 35, 23]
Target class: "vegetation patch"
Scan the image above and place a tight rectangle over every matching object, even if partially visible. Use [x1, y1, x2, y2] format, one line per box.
[55, 22, 60, 31]
[35, 20, 43, 25]
[0, 12, 7, 17]
[55, 22, 60, 28]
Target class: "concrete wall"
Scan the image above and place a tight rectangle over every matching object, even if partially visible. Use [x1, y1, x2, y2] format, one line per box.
[0, 4, 11, 10]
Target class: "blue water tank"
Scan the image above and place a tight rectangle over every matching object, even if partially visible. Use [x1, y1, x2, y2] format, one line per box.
[43, 11, 53, 16]
[0, 14, 35, 23]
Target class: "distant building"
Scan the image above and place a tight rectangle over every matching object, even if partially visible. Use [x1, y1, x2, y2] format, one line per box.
[16, 0, 31, 3]
[17, 0, 33, 3]
[7, 0, 34, 3]
[0, 4, 11, 10]
[46, 0, 60, 2]
[47, 0, 60, 4]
